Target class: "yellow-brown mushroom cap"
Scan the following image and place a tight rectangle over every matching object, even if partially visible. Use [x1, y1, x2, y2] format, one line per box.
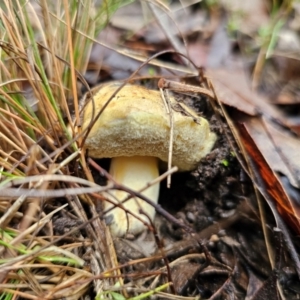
[82, 82, 217, 171]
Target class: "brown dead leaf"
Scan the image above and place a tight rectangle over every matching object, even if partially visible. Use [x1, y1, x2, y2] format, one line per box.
[263, 120, 300, 187]
[208, 68, 283, 118]
[187, 42, 209, 66]
[110, 1, 207, 44]
[172, 260, 202, 294]
[238, 120, 300, 235]
[206, 18, 232, 68]
[241, 116, 300, 189]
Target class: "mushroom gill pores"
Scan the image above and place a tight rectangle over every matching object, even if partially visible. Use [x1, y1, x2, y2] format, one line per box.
[82, 81, 217, 237]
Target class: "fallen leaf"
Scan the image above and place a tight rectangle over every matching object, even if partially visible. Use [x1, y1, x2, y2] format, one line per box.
[242, 116, 300, 189]
[208, 68, 283, 118]
[238, 120, 300, 234]
[206, 18, 232, 68]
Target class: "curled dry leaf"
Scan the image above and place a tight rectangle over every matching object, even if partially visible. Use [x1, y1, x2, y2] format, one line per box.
[238, 120, 300, 235]
[243, 117, 300, 189]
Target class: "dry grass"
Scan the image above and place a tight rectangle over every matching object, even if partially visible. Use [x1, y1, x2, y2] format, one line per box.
[0, 1, 129, 299]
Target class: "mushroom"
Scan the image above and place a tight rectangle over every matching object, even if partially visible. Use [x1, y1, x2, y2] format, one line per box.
[82, 81, 216, 237]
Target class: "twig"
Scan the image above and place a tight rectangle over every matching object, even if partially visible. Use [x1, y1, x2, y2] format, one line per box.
[159, 88, 174, 188]
[158, 78, 215, 98]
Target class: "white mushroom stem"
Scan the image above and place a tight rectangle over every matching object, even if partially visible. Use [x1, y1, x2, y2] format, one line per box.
[103, 156, 160, 237]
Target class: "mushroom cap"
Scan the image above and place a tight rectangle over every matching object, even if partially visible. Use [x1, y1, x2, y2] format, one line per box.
[82, 82, 217, 171]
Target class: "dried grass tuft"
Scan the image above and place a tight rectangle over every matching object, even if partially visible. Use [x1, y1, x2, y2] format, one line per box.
[0, 1, 127, 298]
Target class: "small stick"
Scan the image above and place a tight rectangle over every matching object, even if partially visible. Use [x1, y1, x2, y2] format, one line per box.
[158, 78, 215, 99]
[159, 88, 174, 188]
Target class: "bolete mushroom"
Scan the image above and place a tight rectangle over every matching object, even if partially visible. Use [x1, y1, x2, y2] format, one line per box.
[82, 81, 216, 237]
